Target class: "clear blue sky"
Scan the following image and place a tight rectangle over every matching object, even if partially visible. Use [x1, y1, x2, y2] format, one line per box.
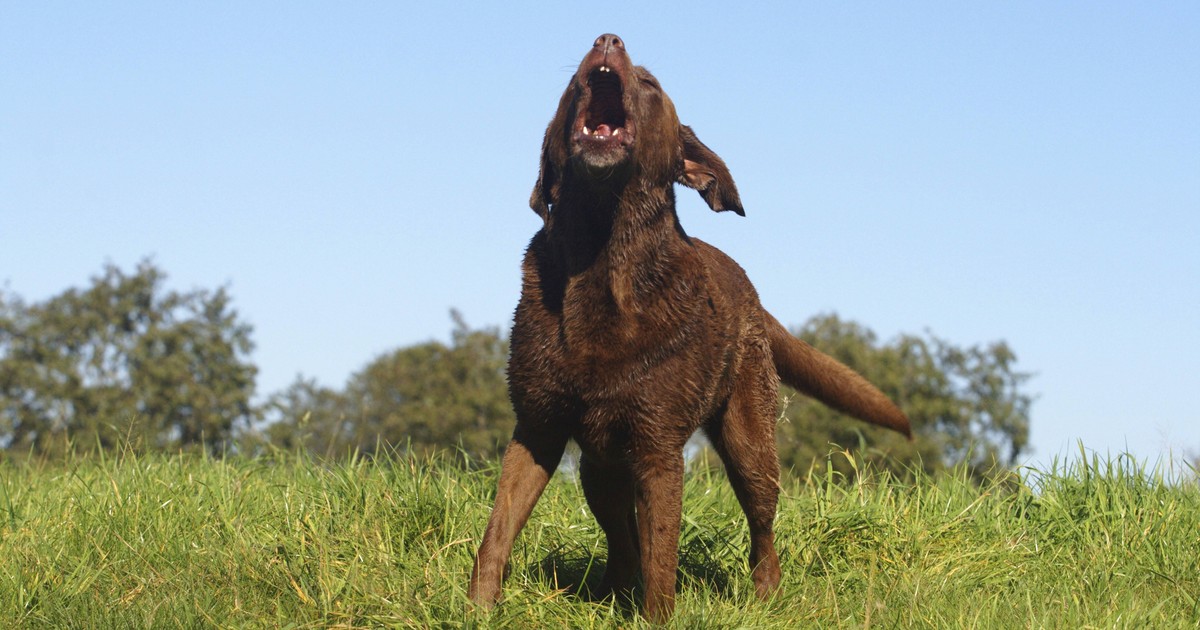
[3, 3, 1197, 469]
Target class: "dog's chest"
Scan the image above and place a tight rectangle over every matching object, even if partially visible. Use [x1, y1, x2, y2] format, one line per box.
[558, 265, 704, 363]
[510, 237, 737, 432]
[561, 280, 729, 404]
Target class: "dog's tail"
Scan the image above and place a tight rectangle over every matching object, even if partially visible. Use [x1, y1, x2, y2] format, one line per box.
[765, 312, 912, 439]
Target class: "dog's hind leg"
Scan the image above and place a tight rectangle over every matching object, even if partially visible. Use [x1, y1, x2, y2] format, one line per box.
[579, 456, 640, 597]
[704, 350, 783, 599]
[469, 429, 569, 608]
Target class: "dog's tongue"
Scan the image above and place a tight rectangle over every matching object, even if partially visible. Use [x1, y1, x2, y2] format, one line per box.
[594, 124, 613, 136]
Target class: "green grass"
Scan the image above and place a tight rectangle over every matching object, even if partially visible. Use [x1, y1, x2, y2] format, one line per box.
[1, 447, 1197, 628]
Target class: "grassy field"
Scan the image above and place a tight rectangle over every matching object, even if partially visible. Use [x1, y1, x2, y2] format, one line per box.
[1, 447, 1197, 628]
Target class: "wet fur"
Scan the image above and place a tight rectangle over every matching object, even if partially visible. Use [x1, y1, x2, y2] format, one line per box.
[469, 34, 910, 622]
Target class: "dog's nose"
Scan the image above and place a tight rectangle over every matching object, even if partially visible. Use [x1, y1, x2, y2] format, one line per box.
[594, 34, 624, 54]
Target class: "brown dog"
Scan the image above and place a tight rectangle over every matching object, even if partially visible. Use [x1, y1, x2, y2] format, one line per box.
[468, 34, 911, 622]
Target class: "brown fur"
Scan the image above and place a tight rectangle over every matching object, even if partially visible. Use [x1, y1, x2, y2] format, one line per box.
[468, 34, 911, 622]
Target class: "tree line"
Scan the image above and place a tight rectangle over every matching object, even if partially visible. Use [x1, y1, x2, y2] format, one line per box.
[1, 261, 1034, 479]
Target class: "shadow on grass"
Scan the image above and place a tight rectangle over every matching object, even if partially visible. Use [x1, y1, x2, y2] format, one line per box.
[524, 538, 740, 615]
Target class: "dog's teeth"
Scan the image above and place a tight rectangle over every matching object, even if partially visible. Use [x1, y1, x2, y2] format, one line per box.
[583, 126, 590, 135]
[613, 128, 620, 136]
[600, 66, 610, 72]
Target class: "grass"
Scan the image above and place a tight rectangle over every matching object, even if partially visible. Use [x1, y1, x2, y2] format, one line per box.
[0, 446, 1197, 628]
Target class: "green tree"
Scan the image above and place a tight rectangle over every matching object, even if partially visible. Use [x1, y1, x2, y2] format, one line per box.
[257, 376, 350, 458]
[263, 311, 1032, 480]
[772, 313, 1033, 481]
[0, 261, 257, 457]
[264, 311, 514, 461]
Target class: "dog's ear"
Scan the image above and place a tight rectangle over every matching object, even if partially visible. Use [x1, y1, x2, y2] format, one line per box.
[530, 88, 574, 221]
[529, 127, 558, 222]
[678, 125, 744, 216]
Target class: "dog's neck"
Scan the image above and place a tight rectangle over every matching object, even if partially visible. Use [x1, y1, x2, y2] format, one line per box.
[547, 178, 687, 312]
[551, 179, 682, 258]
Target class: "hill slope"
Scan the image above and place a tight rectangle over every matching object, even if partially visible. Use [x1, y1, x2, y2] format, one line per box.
[1, 449, 1197, 627]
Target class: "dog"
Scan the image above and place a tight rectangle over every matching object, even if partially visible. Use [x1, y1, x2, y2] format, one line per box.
[468, 34, 911, 622]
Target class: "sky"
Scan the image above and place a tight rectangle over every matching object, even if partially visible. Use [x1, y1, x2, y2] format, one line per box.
[2, 3, 1197, 470]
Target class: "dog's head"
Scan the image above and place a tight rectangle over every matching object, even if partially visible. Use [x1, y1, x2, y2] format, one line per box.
[531, 34, 743, 220]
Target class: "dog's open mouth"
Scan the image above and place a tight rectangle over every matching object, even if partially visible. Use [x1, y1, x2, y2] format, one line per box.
[584, 66, 626, 138]
[575, 66, 632, 151]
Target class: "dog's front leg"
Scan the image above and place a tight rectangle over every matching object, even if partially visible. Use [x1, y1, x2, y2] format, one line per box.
[468, 431, 568, 608]
[633, 450, 685, 623]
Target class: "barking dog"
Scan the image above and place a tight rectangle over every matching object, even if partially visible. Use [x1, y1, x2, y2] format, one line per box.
[469, 34, 911, 622]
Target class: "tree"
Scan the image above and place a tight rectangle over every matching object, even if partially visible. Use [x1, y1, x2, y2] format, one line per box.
[0, 261, 257, 457]
[772, 313, 1033, 481]
[263, 311, 1033, 481]
[263, 311, 514, 461]
[256, 376, 350, 458]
